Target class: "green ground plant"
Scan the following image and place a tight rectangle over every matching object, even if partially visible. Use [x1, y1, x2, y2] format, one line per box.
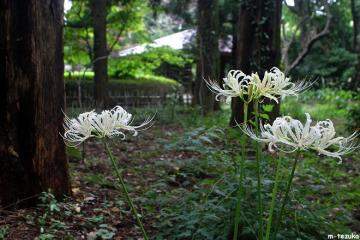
[149, 70, 359, 240]
[149, 114, 359, 239]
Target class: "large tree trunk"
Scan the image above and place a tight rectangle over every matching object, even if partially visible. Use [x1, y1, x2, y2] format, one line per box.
[230, 0, 281, 125]
[0, 0, 71, 206]
[91, 0, 108, 109]
[351, 0, 360, 89]
[195, 0, 220, 114]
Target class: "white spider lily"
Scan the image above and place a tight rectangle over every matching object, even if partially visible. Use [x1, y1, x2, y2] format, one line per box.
[242, 113, 359, 161]
[91, 108, 125, 139]
[62, 106, 153, 146]
[251, 67, 311, 103]
[205, 70, 253, 103]
[63, 110, 98, 146]
[112, 106, 153, 135]
[206, 67, 311, 104]
[311, 120, 359, 161]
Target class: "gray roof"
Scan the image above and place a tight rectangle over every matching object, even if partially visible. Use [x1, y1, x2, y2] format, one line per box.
[112, 29, 232, 58]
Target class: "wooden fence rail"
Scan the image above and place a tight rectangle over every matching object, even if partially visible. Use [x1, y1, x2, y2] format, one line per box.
[66, 89, 193, 108]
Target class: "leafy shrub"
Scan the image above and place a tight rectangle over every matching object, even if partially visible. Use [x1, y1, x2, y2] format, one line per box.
[347, 97, 360, 131]
[294, 48, 357, 88]
[64, 73, 181, 95]
[65, 72, 180, 87]
[281, 97, 304, 120]
[300, 88, 353, 108]
[108, 46, 192, 79]
[282, 89, 357, 124]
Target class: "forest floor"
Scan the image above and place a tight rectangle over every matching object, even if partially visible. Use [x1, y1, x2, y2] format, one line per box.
[1, 122, 360, 240]
[1, 92, 360, 239]
[0, 125, 204, 239]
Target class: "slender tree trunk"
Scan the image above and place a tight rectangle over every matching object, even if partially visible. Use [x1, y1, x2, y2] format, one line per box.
[351, 0, 360, 89]
[230, 0, 281, 125]
[295, 0, 311, 49]
[195, 0, 220, 114]
[0, 0, 71, 206]
[193, 62, 201, 105]
[91, 0, 108, 109]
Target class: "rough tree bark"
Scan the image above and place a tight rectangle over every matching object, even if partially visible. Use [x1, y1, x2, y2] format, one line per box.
[195, 0, 220, 114]
[230, 0, 282, 125]
[0, 0, 71, 206]
[91, 0, 108, 109]
[351, 0, 360, 89]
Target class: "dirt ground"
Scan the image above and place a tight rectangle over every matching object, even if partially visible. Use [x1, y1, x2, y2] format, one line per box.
[0, 125, 197, 240]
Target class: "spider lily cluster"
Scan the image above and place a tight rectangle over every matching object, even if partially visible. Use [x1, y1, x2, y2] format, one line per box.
[206, 67, 311, 104]
[243, 113, 359, 161]
[61, 106, 152, 240]
[62, 106, 153, 146]
[207, 67, 358, 159]
[206, 67, 359, 240]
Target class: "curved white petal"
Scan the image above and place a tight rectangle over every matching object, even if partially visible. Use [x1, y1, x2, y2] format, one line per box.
[239, 112, 359, 159]
[61, 106, 153, 146]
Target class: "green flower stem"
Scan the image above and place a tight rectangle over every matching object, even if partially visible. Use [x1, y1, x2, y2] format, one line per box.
[272, 150, 301, 240]
[103, 140, 149, 240]
[233, 102, 249, 240]
[254, 99, 264, 240]
[265, 155, 282, 240]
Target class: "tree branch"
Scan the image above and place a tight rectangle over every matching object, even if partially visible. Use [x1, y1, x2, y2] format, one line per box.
[285, 6, 332, 74]
[107, 25, 126, 54]
[106, 10, 132, 54]
[282, 16, 309, 69]
[65, 20, 91, 28]
[84, 27, 93, 61]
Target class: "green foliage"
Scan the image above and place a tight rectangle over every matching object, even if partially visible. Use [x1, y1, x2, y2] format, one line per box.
[295, 48, 357, 88]
[65, 73, 181, 95]
[283, 0, 356, 88]
[65, 72, 180, 87]
[138, 90, 359, 239]
[300, 88, 354, 103]
[38, 192, 61, 238]
[146, 122, 358, 239]
[38, 192, 60, 215]
[88, 215, 105, 224]
[0, 226, 9, 239]
[164, 127, 225, 153]
[91, 225, 116, 240]
[108, 47, 191, 79]
[131, 105, 231, 129]
[66, 146, 82, 161]
[64, 71, 94, 78]
[347, 95, 360, 131]
[280, 96, 315, 121]
[86, 214, 117, 240]
[39, 233, 55, 240]
[64, 0, 148, 65]
[281, 89, 358, 131]
[145, 134, 237, 239]
[36, 192, 80, 239]
[260, 104, 275, 121]
[85, 174, 115, 188]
